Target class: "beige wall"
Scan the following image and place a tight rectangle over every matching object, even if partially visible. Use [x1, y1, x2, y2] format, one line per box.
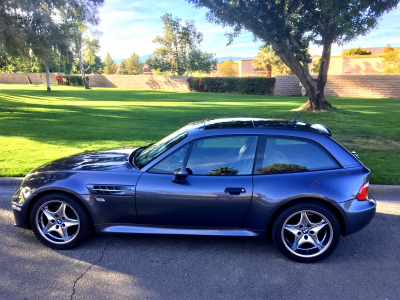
[88, 75, 188, 90]
[328, 55, 384, 75]
[237, 60, 257, 77]
[342, 57, 383, 75]
[274, 75, 400, 98]
[328, 57, 344, 75]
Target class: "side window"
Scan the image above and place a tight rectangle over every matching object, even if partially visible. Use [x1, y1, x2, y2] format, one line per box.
[186, 136, 258, 175]
[148, 144, 190, 174]
[254, 136, 339, 174]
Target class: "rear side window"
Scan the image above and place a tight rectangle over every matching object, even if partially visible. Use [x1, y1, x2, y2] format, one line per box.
[254, 136, 339, 174]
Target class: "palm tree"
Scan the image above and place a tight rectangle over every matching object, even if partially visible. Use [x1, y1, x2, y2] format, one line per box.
[253, 45, 292, 76]
[253, 46, 274, 77]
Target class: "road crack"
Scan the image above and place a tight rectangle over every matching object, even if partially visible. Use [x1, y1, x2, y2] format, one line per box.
[70, 239, 112, 300]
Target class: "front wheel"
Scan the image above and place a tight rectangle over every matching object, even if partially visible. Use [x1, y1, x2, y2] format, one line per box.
[30, 193, 90, 250]
[272, 201, 340, 263]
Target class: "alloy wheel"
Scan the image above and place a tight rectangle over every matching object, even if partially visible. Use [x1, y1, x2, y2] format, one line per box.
[35, 200, 80, 245]
[281, 210, 333, 258]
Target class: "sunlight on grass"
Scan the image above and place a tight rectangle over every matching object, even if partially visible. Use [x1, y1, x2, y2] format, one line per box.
[0, 84, 399, 184]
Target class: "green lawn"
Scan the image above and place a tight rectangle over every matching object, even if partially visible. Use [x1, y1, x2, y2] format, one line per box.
[1, 84, 399, 184]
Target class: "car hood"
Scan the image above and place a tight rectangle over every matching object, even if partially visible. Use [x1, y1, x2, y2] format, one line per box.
[35, 149, 137, 173]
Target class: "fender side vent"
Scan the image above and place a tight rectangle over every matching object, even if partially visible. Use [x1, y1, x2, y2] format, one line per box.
[87, 185, 135, 195]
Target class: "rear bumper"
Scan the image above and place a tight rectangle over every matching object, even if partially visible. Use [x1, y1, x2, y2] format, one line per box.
[338, 196, 376, 236]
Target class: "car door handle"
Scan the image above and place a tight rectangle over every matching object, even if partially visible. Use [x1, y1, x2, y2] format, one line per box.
[224, 188, 246, 195]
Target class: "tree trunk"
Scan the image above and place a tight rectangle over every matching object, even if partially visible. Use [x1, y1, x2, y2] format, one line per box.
[79, 55, 90, 89]
[24, 73, 32, 84]
[271, 39, 332, 110]
[46, 67, 51, 91]
[266, 65, 272, 78]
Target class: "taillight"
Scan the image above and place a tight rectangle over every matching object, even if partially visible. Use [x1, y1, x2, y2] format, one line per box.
[357, 181, 369, 201]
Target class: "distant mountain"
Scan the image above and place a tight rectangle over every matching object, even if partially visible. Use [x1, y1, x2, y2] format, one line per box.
[113, 55, 253, 65]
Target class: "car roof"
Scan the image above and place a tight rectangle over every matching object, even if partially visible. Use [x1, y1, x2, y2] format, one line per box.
[186, 118, 332, 136]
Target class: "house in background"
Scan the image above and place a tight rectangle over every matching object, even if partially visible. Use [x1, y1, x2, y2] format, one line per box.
[327, 47, 397, 75]
[213, 60, 266, 77]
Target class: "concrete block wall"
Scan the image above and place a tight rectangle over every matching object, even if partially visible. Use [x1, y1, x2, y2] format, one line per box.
[0, 73, 188, 91]
[88, 75, 189, 90]
[0, 73, 58, 84]
[274, 75, 301, 96]
[2, 72, 399, 98]
[274, 75, 400, 98]
[325, 75, 400, 98]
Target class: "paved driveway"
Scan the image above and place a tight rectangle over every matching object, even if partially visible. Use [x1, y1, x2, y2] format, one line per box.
[1, 187, 399, 300]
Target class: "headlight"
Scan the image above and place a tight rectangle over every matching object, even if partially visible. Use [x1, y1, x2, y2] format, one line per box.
[11, 189, 23, 206]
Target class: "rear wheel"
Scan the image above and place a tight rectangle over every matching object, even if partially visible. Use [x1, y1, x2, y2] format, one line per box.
[30, 193, 90, 250]
[272, 201, 340, 263]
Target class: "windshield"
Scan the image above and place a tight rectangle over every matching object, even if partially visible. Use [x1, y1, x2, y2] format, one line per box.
[134, 128, 188, 169]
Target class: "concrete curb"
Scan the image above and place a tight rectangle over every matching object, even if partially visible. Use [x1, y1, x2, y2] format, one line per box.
[370, 184, 400, 201]
[0, 177, 24, 186]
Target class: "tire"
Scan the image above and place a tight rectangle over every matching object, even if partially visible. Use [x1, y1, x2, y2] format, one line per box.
[29, 193, 90, 250]
[272, 201, 340, 263]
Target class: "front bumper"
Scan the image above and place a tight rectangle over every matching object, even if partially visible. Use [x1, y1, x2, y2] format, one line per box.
[11, 189, 30, 229]
[338, 195, 376, 236]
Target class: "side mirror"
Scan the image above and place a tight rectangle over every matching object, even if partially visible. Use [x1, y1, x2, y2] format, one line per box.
[172, 167, 189, 184]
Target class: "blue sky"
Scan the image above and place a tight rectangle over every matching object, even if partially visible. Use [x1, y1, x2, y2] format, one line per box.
[97, 1, 400, 60]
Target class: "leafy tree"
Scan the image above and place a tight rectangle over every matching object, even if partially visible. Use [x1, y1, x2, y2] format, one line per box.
[384, 44, 395, 53]
[119, 53, 144, 75]
[84, 55, 104, 74]
[219, 59, 236, 76]
[253, 45, 292, 77]
[0, 0, 104, 91]
[103, 53, 117, 74]
[257, 164, 307, 174]
[342, 47, 371, 56]
[382, 45, 400, 75]
[146, 13, 217, 75]
[186, 0, 399, 110]
[70, 23, 100, 89]
[76, 27, 101, 88]
[0, 56, 33, 83]
[0, 53, 73, 81]
[72, 54, 104, 74]
[206, 167, 238, 175]
[151, 69, 169, 75]
[312, 58, 321, 74]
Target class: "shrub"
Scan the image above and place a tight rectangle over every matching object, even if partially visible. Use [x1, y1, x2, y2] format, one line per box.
[187, 77, 275, 95]
[61, 75, 89, 86]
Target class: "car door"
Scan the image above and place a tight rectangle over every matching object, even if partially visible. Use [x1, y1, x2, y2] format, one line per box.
[135, 135, 258, 227]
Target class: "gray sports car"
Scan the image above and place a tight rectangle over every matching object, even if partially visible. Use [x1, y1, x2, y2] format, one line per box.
[11, 118, 375, 262]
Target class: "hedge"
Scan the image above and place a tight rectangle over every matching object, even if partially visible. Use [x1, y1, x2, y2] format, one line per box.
[61, 75, 89, 86]
[187, 77, 275, 95]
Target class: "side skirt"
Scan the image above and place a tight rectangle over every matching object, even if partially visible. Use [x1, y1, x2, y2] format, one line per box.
[95, 224, 266, 237]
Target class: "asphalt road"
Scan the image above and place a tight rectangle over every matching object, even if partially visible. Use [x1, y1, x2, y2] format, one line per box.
[1, 187, 399, 300]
